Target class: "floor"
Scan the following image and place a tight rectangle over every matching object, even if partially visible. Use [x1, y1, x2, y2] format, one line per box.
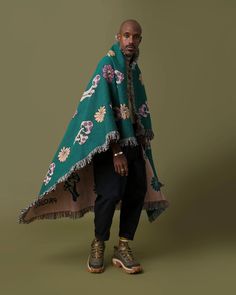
[1, 205, 235, 295]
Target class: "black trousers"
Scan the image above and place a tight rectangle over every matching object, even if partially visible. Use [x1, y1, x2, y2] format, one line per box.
[93, 143, 147, 241]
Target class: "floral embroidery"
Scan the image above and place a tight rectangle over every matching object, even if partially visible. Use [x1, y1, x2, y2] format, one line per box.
[102, 64, 114, 83]
[74, 121, 93, 145]
[80, 75, 101, 102]
[139, 102, 150, 117]
[113, 104, 130, 120]
[114, 70, 124, 84]
[94, 106, 106, 122]
[120, 104, 130, 119]
[43, 162, 56, 185]
[107, 50, 115, 57]
[58, 147, 70, 162]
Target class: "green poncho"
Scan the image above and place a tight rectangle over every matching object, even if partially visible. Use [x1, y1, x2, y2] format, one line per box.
[19, 42, 169, 224]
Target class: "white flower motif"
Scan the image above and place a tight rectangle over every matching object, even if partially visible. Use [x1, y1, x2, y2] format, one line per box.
[120, 104, 130, 120]
[94, 106, 106, 122]
[80, 75, 101, 102]
[115, 70, 124, 84]
[58, 147, 70, 162]
[107, 50, 115, 57]
[74, 121, 93, 145]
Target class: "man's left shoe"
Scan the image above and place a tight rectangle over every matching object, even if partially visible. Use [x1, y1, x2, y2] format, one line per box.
[112, 241, 143, 274]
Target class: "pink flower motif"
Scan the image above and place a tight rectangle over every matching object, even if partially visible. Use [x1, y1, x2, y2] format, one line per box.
[115, 70, 124, 84]
[139, 103, 150, 117]
[82, 120, 93, 134]
[74, 121, 93, 145]
[48, 163, 55, 175]
[43, 162, 56, 185]
[92, 74, 101, 87]
[80, 134, 88, 144]
[102, 64, 114, 83]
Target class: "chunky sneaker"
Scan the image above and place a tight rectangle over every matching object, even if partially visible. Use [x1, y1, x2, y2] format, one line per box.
[112, 241, 142, 274]
[87, 238, 105, 273]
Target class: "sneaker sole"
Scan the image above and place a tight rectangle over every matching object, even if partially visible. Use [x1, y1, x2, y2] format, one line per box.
[112, 258, 142, 274]
[87, 256, 104, 273]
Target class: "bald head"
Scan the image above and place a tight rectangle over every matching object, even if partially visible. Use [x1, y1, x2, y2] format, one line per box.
[118, 19, 142, 35]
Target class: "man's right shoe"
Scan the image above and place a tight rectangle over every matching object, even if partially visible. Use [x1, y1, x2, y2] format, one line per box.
[87, 238, 105, 273]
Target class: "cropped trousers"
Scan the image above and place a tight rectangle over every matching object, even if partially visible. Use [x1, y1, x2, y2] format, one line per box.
[92, 142, 147, 241]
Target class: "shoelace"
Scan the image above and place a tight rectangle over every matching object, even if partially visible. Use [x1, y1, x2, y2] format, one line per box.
[91, 240, 104, 259]
[119, 243, 135, 262]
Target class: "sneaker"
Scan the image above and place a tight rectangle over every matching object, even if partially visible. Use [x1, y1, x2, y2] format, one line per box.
[87, 238, 105, 273]
[112, 241, 142, 274]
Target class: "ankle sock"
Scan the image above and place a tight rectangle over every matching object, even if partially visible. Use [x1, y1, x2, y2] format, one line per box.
[119, 236, 129, 243]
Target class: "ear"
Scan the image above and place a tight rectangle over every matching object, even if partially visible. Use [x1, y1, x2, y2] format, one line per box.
[139, 36, 142, 43]
[116, 33, 121, 41]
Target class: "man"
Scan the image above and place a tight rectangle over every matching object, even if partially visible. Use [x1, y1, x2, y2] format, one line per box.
[18, 19, 169, 275]
[87, 19, 167, 274]
[88, 20, 147, 274]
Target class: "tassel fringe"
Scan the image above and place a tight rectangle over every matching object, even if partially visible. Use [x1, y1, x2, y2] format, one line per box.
[18, 199, 169, 224]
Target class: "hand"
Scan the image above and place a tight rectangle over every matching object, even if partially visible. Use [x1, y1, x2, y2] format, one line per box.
[113, 153, 128, 176]
[110, 141, 128, 176]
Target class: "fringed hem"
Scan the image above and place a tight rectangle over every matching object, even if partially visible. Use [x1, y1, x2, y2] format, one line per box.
[119, 137, 138, 146]
[144, 200, 170, 223]
[18, 199, 169, 224]
[145, 129, 154, 140]
[143, 200, 169, 210]
[19, 206, 95, 224]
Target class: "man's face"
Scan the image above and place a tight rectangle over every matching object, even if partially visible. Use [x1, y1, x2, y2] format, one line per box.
[117, 22, 142, 57]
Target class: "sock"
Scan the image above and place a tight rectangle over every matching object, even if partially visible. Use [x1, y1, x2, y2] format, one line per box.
[119, 236, 129, 243]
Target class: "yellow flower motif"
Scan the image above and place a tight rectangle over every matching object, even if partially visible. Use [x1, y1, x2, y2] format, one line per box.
[107, 50, 116, 57]
[120, 104, 130, 119]
[139, 73, 144, 85]
[58, 147, 70, 162]
[94, 106, 106, 122]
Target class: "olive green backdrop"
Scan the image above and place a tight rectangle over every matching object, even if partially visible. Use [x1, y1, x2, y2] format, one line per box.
[0, 0, 235, 294]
